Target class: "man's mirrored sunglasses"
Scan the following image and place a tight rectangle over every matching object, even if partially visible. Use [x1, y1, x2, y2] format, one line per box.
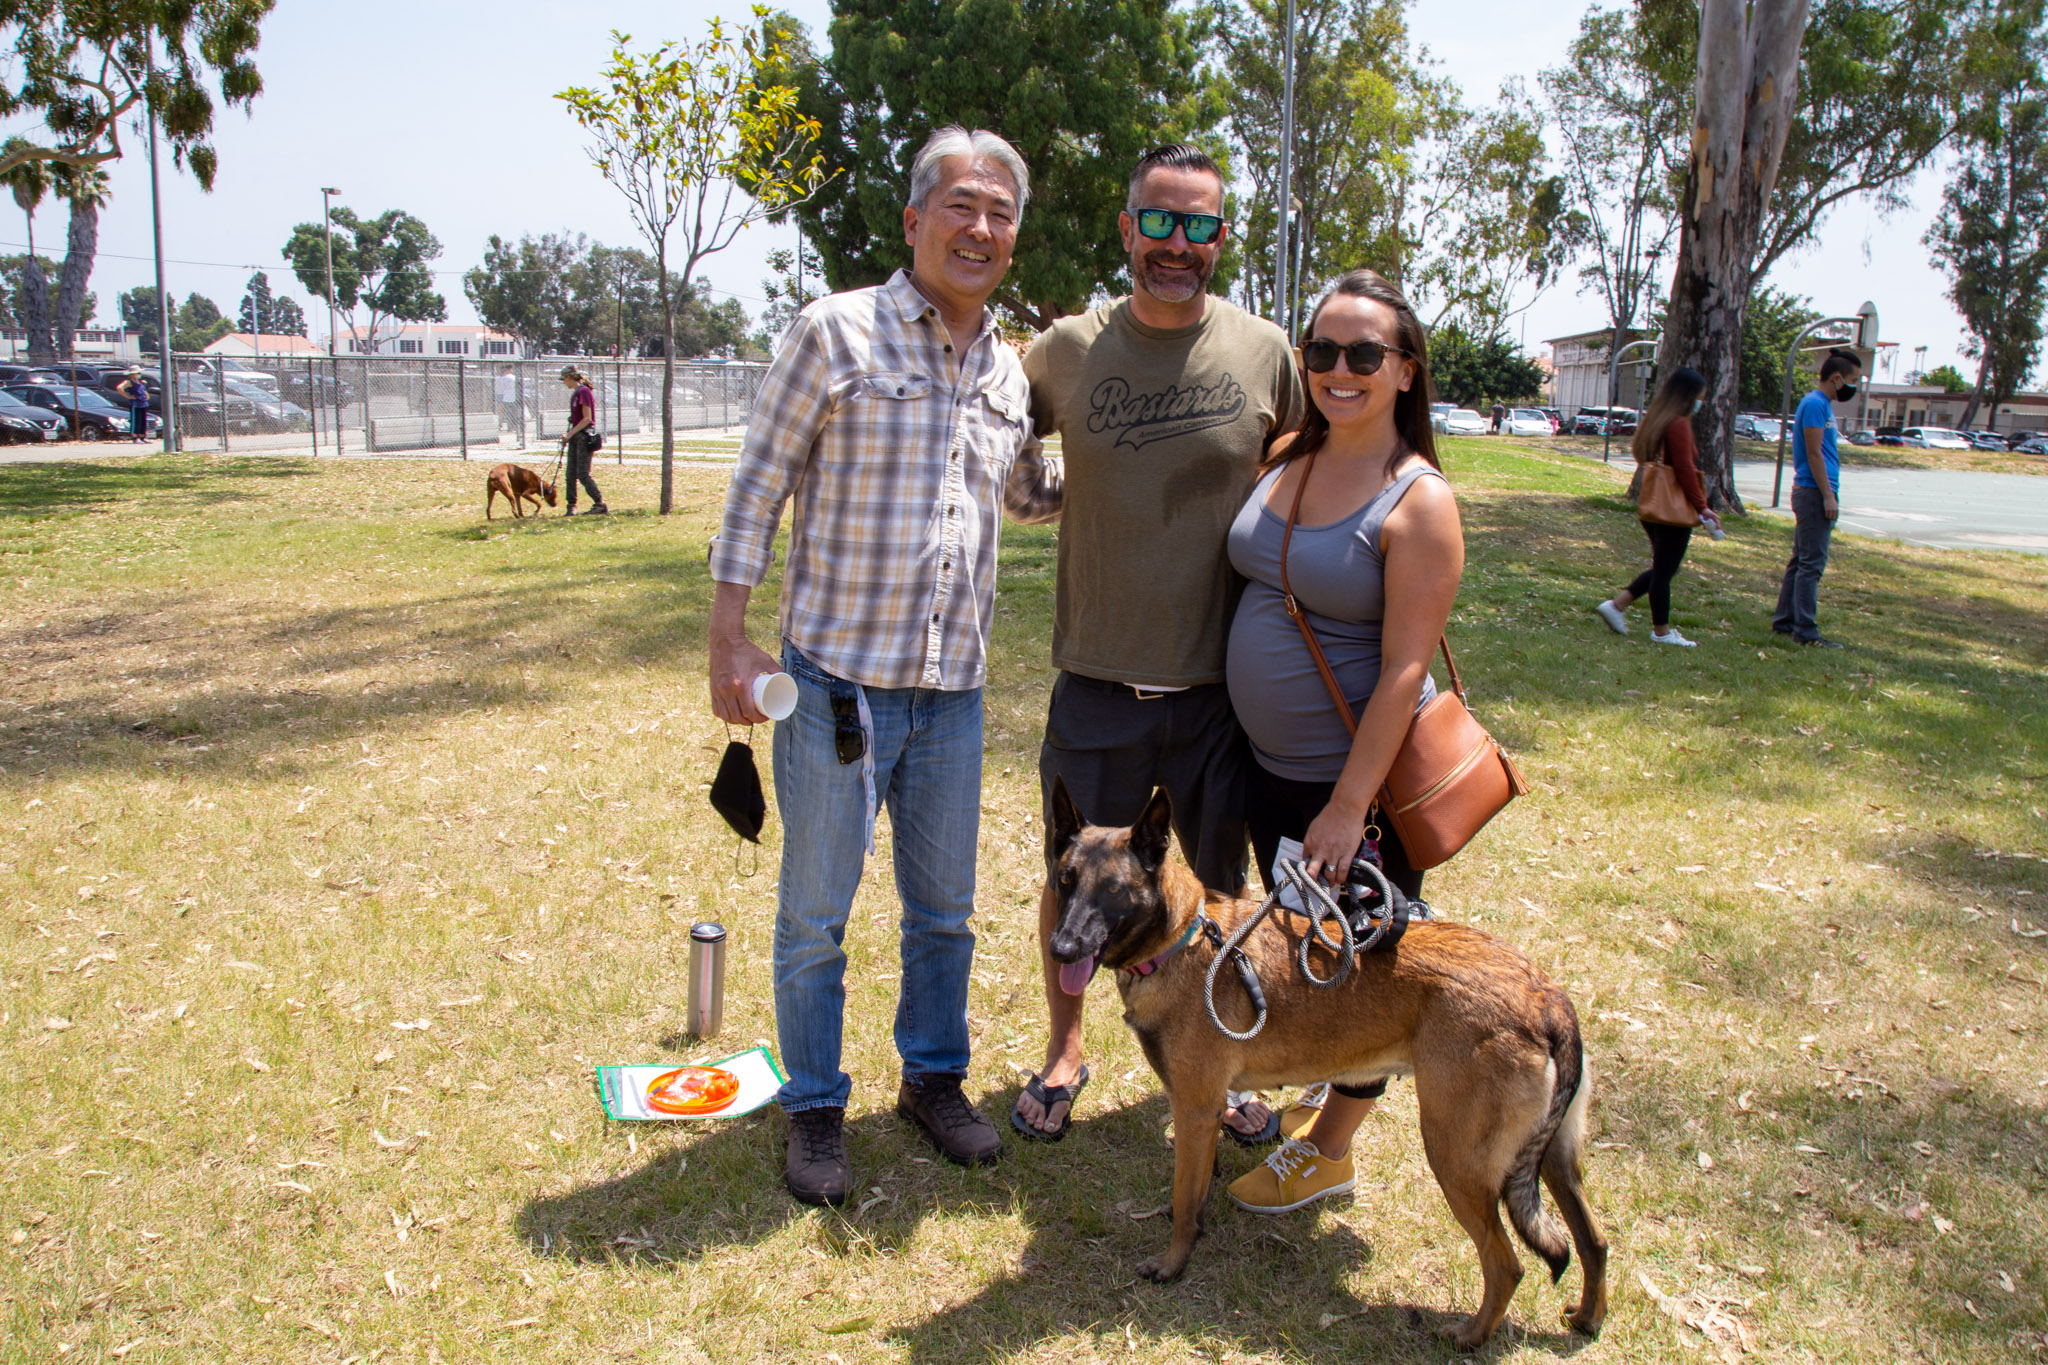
[1299, 338, 1414, 376]
[1134, 208, 1225, 245]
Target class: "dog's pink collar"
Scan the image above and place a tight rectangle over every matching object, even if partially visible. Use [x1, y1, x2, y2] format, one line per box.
[1125, 914, 1210, 978]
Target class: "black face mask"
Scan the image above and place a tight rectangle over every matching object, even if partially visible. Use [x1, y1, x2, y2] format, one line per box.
[709, 740, 766, 843]
[1835, 383, 1859, 402]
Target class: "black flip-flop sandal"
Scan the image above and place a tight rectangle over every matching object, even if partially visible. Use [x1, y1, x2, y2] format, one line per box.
[1221, 1089, 1281, 1147]
[1009, 1065, 1091, 1143]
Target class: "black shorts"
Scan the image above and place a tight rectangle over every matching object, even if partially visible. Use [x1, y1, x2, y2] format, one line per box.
[1038, 672, 1250, 892]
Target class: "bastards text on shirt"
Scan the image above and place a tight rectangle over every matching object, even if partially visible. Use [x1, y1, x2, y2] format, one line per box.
[1086, 373, 1247, 451]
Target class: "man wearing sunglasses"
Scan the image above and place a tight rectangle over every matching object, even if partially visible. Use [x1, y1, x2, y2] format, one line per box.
[707, 127, 1063, 1207]
[1011, 144, 1303, 1146]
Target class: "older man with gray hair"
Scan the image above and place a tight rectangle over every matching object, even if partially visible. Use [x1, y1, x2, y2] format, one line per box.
[708, 126, 1060, 1205]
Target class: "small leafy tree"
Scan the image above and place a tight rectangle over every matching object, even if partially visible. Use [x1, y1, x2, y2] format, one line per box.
[281, 206, 446, 352]
[1735, 287, 1821, 413]
[463, 232, 579, 355]
[1428, 325, 1545, 407]
[1929, 0, 2048, 428]
[755, 239, 822, 350]
[1922, 362, 1971, 395]
[557, 11, 832, 514]
[238, 270, 305, 336]
[171, 292, 232, 352]
[118, 282, 159, 350]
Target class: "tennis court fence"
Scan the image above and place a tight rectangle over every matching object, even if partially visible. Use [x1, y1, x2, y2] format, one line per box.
[155, 353, 767, 458]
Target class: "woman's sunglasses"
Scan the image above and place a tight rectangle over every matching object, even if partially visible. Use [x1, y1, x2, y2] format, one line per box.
[1299, 338, 1414, 376]
[1134, 208, 1225, 245]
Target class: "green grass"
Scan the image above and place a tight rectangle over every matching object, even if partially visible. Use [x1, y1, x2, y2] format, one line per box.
[2, 444, 2044, 1363]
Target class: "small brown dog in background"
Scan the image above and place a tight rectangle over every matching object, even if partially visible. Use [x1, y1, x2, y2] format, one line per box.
[486, 463, 557, 519]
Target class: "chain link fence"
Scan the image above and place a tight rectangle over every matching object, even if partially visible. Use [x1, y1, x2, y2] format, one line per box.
[150, 353, 767, 458]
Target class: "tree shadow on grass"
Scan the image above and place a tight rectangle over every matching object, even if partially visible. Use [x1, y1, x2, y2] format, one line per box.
[518, 1085, 1594, 1362]
[0, 454, 320, 514]
[0, 539, 727, 783]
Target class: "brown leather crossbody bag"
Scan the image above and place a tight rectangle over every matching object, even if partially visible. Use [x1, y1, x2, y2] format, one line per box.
[1277, 448, 1527, 870]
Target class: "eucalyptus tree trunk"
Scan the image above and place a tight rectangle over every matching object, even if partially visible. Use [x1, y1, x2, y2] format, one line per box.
[1654, 0, 1812, 512]
[55, 194, 100, 359]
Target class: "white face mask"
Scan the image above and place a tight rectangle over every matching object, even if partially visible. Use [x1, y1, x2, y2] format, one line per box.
[1690, 398, 1702, 415]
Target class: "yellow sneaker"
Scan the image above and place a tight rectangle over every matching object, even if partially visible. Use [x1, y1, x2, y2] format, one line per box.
[1228, 1136, 1356, 1213]
[1279, 1082, 1330, 1140]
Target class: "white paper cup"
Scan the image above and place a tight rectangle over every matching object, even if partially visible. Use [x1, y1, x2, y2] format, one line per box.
[751, 671, 798, 721]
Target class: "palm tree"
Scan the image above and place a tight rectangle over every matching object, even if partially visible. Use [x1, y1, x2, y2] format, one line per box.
[0, 138, 54, 361]
[52, 164, 109, 360]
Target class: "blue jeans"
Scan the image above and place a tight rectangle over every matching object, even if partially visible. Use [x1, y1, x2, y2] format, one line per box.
[770, 643, 983, 1112]
[1772, 484, 1834, 640]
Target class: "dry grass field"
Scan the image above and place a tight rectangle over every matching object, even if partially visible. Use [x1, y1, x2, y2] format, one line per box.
[2, 444, 2044, 1364]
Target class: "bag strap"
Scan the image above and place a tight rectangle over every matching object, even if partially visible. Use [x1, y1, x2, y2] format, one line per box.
[1278, 448, 1463, 735]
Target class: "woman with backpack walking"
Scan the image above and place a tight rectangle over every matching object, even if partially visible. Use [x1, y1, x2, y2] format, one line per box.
[559, 365, 607, 516]
[1592, 367, 1721, 646]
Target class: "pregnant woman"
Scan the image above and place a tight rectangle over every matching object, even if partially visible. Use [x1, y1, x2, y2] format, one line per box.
[1221, 267, 1465, 1215]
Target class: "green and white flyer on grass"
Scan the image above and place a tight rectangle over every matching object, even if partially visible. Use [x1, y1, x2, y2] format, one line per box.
[594, 1046, 785, 1121]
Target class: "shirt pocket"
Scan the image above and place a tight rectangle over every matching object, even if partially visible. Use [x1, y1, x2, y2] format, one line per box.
[824, 372, 935, 468]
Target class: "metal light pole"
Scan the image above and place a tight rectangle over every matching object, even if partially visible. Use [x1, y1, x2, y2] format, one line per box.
[320, 187, 340, 355]
[143, 30, 179, 453]
[1273, 0, 1296, 334]
[1771, 301, 1879, 508]
[1602, 338, 1659, 463]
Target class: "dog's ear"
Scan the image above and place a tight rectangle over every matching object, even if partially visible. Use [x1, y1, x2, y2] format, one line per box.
[1049, 774, 1084, 863]
[1130, 787, 1173, 873]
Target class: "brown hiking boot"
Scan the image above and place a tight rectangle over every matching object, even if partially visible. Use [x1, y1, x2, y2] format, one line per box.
[896, 1075, 1001, 1167]
[784, 1107, 850, 1207]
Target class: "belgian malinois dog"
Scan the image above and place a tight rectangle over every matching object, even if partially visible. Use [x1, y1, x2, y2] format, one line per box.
[1046, 778, 1607, 1349]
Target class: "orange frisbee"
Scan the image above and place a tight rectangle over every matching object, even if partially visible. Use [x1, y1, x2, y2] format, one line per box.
[645, 1065, 740, 1116]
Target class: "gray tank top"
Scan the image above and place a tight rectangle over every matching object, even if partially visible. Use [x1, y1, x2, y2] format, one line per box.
[1225, 461, 1443, 781]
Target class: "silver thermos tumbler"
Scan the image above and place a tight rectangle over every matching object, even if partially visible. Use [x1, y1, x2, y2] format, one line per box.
[687, 921, 727, 1038]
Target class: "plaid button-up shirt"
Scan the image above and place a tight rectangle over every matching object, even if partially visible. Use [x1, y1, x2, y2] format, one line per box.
[710, 270, 1062, 691]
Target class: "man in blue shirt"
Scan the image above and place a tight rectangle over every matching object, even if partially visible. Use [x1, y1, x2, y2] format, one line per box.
[1773, 349, 1861, 647]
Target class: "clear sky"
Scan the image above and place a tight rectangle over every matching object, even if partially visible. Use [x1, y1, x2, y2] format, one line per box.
[13, 0, 1970, 380]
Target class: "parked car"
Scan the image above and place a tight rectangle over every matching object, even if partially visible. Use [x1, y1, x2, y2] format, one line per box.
[1537, 407, 1565, 433]
[1959, 429, 2012, 451]
[1503, 407, 1553, 436]
[277, 368, 356, 408]
[1899, 426, 1971, 450]
[183, 357, 280, 394]
[1845, 429, 1877, 446]
[0, 389, 63, 443]
[136, 369, 252, 435]
[1731, 413, 1784, 442]
[2011, 433, 2048, 456]
[5, 382, 159, 440]
[0, 364, 68, 388]
[221, 377, 310, 431]
[1434, 407, 1490, 436]
[1873, 425, 1904, 446]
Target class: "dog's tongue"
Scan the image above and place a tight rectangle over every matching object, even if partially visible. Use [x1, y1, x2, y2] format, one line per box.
[1057, 955, 1097, 996]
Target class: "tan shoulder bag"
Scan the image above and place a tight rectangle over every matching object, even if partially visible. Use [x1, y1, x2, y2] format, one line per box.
[1278, 448, 1528, 870]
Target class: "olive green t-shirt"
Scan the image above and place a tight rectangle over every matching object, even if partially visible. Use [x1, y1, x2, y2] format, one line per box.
[1023, 297, 1302, 686]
